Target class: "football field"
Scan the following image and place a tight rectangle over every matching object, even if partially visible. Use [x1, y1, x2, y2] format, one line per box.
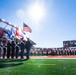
[0, 56, 76, 75]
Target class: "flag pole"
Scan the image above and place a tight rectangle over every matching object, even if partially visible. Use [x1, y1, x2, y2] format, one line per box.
[4, 24, 8, 29]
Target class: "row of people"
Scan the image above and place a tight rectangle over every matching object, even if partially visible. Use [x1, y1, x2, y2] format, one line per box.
[0, 38, 33, 59]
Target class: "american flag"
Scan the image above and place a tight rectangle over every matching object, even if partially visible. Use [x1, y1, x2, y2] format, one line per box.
[23, 23, 32, 33]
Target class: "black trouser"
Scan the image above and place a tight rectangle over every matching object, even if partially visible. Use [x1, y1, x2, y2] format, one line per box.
[7, 49, 10, 58]
[16, 47, 19, 58]
[3, 48, 6, 58]
[11, 50, 14, 58]
[21, 48, 24, 58]
[26, 48, 30, 59]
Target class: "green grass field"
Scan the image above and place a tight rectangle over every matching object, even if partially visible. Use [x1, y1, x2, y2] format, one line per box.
[0, 58, 76, 75]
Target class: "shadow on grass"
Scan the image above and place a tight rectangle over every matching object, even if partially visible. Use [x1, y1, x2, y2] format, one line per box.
[0, 59, 29, 68]
[0, 59, 28, 62]
[0, 62, 23, 68]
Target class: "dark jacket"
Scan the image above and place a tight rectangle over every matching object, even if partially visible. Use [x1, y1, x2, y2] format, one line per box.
[25, 41, 32, 49]
[20, 41, 25, 50]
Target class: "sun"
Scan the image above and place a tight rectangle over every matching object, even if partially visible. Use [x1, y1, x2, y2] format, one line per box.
[28, 2, 44, 21]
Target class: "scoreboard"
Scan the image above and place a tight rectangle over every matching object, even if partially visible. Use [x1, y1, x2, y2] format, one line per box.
[63, 40, 76, 48]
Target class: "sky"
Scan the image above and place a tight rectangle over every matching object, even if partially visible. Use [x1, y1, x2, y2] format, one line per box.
[0, 0, 76, 48]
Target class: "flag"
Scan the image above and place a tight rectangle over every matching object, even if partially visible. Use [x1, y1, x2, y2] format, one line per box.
[11, 28, 16, 36]
[18, 28, 24, 38]
[7, 29, 15, 41]
[21, 29, 26, 35]
[15, 28, 26, 39]
[16, 28, 19, 36]
[23, 23, 32, 33]
[7, 30, 12, 38]
[21, 29, 27, 40]
[10, 28, 16, 41]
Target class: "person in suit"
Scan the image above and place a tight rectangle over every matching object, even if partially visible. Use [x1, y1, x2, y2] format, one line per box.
[20, 38, 25, 59]
[11, 41, 15, 58]
[0, 42, 2, 58]
[25, 38, 32, 59]
[3, 43, 7, 58]
[7, 40, 11, 58]
[16, 40, 20, 58]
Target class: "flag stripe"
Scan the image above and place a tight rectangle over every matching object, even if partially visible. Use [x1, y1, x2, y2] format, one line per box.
[23, 23, 32, 33]
[16, 28, 19, 36]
